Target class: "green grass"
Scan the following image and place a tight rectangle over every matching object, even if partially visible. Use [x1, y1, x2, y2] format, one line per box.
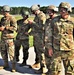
[14, 15, 22, 20]
[29, 35, 33, 47]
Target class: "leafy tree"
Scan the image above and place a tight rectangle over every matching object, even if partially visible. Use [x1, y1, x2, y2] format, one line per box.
[0, 6, 74, 15]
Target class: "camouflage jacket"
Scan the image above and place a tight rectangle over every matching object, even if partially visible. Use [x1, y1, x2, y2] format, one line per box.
[45, 15, 57, 49]
[16, 18, 30, 40]
[45, 18, 53, 49]
[46, 15, 74, 51]
[0, 15, 17, 39]
[31, 11, 46, 35]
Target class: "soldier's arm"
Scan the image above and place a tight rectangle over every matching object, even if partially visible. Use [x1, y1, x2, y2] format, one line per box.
[70, 17, 74, 39]
[73, 25, 74, 40]
[40, 13, 46, 24]
[45, 24, 53, 50]
[16, 20, 21, 32]
[0, 18, 6, 31]
[40, 13, 46, 30]
[45, 20, 54, 56]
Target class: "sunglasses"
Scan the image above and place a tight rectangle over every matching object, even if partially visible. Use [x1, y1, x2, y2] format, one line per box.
[60, 8, 68, 13]
[47, 10, 54, 14]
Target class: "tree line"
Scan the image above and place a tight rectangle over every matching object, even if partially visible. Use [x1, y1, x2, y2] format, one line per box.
[0, 6, 74, 15]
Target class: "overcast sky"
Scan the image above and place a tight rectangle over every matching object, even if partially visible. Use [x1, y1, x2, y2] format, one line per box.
[0, 0, 74, 7]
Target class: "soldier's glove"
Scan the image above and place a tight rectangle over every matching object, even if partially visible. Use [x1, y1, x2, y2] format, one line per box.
[28, 20, 34, 24]
[5, 26, 10, 30]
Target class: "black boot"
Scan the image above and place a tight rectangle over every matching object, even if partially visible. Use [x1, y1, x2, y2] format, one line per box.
[0, 62, 9, 70]
[35, 66, 48, 74]
[3, 61, 9, 69]
[19, 60, 26, 66]
[35, 67, 43, 74]
[31, 62, 40, 69]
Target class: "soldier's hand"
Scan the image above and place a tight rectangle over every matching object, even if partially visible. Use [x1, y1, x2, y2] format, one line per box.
[28, 20, 33, 24]
[6, 26, 10, 30]
[0, 26, 5, 31]
[48, 48, 53, 57]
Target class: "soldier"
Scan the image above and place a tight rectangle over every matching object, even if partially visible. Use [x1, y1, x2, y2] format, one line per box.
[29, 4, 48, 74]
[45, 2, 74, 75]
[44, 5, 58, 75]
[15, 10, 30, 66]
[0, 5, 17, 72]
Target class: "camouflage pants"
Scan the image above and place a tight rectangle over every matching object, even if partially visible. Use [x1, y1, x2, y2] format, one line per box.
[33, 33, 45, 67]
[45, 50, 74, 75]
[15, 39, 29, 61]
[1, 39, 16, 64]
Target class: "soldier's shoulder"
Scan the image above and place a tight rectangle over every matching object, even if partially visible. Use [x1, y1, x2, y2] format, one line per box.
[9, 15, 15, 19]
[9, 15, 16, 21]
[52, 16, 60, 22]
[39, 11, 46, 17]
[24, 19, 30, 24]
[69, 16, 74, 22]
[40, 11, 45, 15]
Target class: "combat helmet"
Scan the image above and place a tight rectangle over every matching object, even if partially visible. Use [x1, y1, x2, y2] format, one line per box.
[59, 2, 72, 12]
[2, 5, 11, 12]
[47, 5, 58, 12]
[30, 4, 40, 11]
[21, 10, 30, 17]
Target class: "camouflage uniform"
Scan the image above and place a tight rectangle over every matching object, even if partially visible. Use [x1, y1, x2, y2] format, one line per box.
[30, 4, 48, 73]
[0, 5, 17, 72]
[45, 2, 74, 75]
[33, 11, 46, 63]
[15, 15, 30, 66]
[44, 5, 58, 75]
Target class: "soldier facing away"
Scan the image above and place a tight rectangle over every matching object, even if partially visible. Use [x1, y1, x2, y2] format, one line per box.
[0, 5, 17, 72]
[15, 10, 30, 66]
[45, 2, 74, 75]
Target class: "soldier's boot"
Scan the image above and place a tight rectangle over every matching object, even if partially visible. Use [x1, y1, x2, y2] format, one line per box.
[51, 71, 63, 75]
[41, 53, 48, 73]
[0, 62, 9, 69]
[42, 73, 50, 75]
[35, 66, 48, 74]
[0, 66, 4, 70]
[42, 72, 50, 75]
[31, 62, 40, 69]
[31, 56, 40, 68]
[35, 67, 43, 74]
[4, 62, 9, 69]
[42, 74, 46, 75]
[20, 60, 26, 66]
[12, 63, 16, 72]
[43, 66, 48, 74]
